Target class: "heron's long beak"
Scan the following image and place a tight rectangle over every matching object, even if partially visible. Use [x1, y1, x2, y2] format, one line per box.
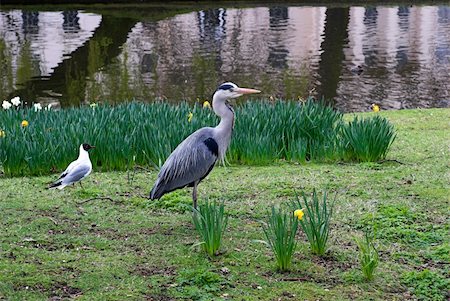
[236, 88, 261, 95]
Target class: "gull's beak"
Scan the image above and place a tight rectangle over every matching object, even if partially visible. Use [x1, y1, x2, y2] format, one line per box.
[236, 88, 261, 95]
[91, 146, 96, 149]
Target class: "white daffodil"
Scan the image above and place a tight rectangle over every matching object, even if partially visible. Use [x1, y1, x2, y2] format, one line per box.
[2, 100, 12, 110]
[10, 96, 21, 106]
[46, 103, 53, 110]
[34, 103, 42, 112]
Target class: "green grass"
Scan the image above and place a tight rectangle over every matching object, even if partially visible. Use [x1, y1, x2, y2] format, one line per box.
[0, 100, 395, 176]
[0, 108, 448, 300]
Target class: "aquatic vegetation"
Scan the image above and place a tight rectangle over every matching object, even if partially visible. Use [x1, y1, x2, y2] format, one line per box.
[0, 99, 396, 176]
[191, 201, 228, 257]
[260, 206, 298, 272]
[292, 189, 334, 256]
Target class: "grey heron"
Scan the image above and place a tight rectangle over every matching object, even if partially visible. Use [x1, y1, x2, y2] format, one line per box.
[150, 82, 261, 208]
[49, 143, 95, 189]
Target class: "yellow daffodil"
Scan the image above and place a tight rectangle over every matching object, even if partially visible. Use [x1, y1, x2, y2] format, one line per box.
[21, 120, 29, 127]
[294, 209, 304, 220]
[203, 101, 211, 109]
[0, 129, 5, 138]
[371, 104, 380, 113]
[187, 112, 193, 123]
[90, 103, 98, 108]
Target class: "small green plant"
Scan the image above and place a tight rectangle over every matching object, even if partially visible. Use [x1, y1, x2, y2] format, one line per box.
[173, 268, 225, 300]
[293, 189, 334, 256]
[191, 201, 228, 257]
[260, 206, 298, 272]
[355, 232, 379, 281]
[342, 115, 396, 162]
[402, 269, 449, 301]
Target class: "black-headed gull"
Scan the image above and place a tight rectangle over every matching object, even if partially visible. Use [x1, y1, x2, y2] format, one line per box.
[49, 143, 95, 189]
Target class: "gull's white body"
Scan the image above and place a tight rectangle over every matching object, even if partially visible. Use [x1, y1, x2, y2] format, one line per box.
[49, 144, 93, 189]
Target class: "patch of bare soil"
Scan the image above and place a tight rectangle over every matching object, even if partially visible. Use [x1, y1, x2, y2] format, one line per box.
[132, 265, 177, 277]
[310, 253, 356, 272]
[145, 294, 175, 301]
[47, 282, 82, 300]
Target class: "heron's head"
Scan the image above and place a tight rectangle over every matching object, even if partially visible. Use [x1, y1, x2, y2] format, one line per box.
[214, 82, 261, 100]
[81, 143, 95, 151]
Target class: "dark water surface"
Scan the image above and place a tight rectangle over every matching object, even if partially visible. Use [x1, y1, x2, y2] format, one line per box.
[1, 4, 449, 111]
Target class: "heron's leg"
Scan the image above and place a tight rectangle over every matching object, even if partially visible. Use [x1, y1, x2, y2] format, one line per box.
[192, 181, 198, 209]
[79, 182, 83, 189]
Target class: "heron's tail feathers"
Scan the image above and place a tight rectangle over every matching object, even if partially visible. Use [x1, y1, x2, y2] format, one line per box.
[150, 185, 164, 200]
[150, 181, 164, 200]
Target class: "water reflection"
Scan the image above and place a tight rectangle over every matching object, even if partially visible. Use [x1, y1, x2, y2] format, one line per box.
[0, 5, 449, 111]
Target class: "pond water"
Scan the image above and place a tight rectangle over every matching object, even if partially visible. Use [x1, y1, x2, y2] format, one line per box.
[1, 4, 449, 112]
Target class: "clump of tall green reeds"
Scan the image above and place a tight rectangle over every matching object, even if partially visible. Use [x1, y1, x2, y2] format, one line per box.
[293, 189, 335, 256]
[355, 232, 379, 281]
[0, 99, 397, 176]
[342, 115, 396, 162]
[260, 206, 298, 272]
[191, 201, 228, 257]
[230, 99, 343, 163]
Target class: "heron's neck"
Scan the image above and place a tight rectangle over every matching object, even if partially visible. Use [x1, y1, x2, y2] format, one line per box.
[213, 95, 235, 159]
[213, 96, 234, 134]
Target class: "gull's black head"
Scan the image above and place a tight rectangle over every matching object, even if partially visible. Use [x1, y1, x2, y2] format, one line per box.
[82, 143, 95, 151]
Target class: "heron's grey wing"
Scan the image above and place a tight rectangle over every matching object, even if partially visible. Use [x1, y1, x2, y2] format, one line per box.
[61, 164, 91, 185]
[150, 130, 218, 199]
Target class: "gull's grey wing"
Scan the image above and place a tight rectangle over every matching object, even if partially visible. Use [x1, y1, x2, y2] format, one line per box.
[150, 128, 218, 199]
[57, 160, 78, 180]
[62, 164, 91, 185]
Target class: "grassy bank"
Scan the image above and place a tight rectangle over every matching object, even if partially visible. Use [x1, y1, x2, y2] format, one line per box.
[0, 108, 449, 300]
[0, 100, 395, 176]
